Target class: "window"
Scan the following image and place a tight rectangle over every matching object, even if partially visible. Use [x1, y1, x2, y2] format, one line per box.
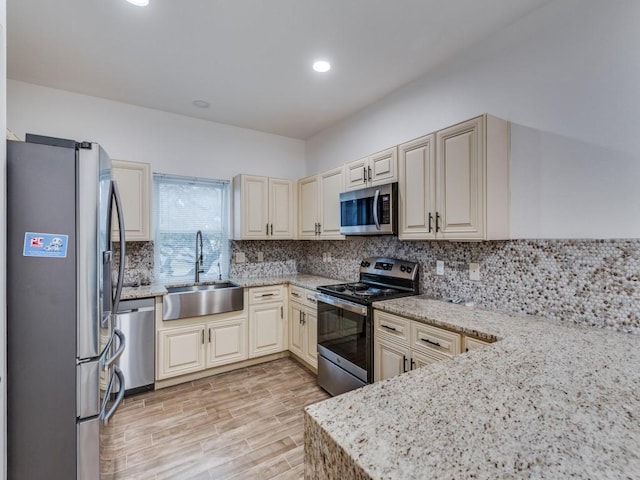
[154, 174, 230, 283]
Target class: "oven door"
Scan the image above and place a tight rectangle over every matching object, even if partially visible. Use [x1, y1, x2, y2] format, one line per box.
[316, 293, 371, 391]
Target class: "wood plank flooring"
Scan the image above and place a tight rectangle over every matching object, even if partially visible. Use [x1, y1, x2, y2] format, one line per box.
[100, 358, 329, 480]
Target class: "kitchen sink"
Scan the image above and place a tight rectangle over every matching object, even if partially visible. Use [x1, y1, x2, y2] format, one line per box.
[163, 282, 244, 320]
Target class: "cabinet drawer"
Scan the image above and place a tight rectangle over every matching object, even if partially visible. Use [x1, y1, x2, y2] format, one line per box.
[374, 311, 410, 345]
[289, 285, 318, 309]
[249, 285, 285, 304]
[464, 336, 491, 352]
[411, 322, 461, 357]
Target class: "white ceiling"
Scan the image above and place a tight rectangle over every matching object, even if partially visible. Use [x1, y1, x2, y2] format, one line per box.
[7, 0, 550, 139]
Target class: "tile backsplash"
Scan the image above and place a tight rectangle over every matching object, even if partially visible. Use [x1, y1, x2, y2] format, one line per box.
[232, 238, 640, 334]
[124, 238, 640, 333]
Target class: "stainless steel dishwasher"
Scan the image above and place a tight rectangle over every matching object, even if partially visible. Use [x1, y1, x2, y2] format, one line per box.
[114, 298, 155, 395]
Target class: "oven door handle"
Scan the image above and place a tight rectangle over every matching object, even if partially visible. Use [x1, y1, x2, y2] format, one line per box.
[317, 293, 368, 316]
[373, 189, 381, 230]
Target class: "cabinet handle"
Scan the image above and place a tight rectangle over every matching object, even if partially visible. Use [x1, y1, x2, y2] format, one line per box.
[410, 358, 416, 370]
[270, 223, 273, 236]
[266, 223, 269, 235]
[281, 306, 283, 318]
[428, 212, 433, 233]
[420, 337, 441, 348]
[292, 292, 301, 298]
[368, 166, 372, 182]
[317, 223, 321, 235]
[201, 330, 205, 345]
[435, 212, 441, 232]
[208, 328, 211, 343]
[381, 324, 398, 332]
[402, 355, 407, 373]
[302, 312, 306, 325]
[261, 293, 275, 297]
[363, 166, 367, 182]
[299, 310, 303, 324]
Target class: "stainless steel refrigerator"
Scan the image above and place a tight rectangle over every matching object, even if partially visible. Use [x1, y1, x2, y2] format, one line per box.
[6, 136, 127, 479]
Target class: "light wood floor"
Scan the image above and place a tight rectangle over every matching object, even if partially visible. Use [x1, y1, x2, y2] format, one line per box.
[100, 358, 329, 480]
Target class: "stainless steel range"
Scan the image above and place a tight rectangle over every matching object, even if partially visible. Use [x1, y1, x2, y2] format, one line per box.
[316, 257, 420, 396]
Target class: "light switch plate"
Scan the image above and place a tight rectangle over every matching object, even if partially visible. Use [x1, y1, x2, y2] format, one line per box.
[436, 260, 444, 275]
[469, 262, 480, 281]
[257, 252, 264, 262]
[236, 251, 246, 263]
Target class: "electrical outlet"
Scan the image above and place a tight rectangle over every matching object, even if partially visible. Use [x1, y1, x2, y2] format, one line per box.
[436, 260, 444, 276]
[124, 256, 130, 268]
[322, 252, 327, 262]
[469, 263, 480, 281]
[257, 252, 264, 262]
[235, 252, 246, 263]
[326, 252, 332, 262]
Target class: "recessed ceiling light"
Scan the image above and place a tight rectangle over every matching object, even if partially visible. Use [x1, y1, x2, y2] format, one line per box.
[126, 0, 149, 6]
[313, 60, 331, 73]
[192, 100, 210, 109]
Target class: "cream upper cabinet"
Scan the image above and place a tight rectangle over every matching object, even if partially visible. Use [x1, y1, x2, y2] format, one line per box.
[399, 115, 509, 241]
[297, 167, 344, 240]
[232, 174, 295, 240]
[111, 160, 151, 241]
[398, 134, 436, 240]
[344, 147, 398, 192]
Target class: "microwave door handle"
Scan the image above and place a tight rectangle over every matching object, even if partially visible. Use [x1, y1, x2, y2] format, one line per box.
[373, 189, 381, 230]
[111, 181, 126, 315]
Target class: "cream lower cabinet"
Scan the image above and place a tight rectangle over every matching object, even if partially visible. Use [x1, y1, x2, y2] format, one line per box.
[298, 167, 344, 239]
[374, 310, 461, 382]
[248, 285, 287, 358]
[288, 286, 318, 369]
[399, 114, 509, 241]
[464, 336, 491, 352]
[157, 315, 249, 380]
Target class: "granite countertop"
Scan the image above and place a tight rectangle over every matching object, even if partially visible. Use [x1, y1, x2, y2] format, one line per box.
[119, 273, 341, 300]
[305, 295, 640, 479]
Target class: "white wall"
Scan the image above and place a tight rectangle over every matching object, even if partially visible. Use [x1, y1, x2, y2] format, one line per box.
[7, 80, 306, 181]
[306, 0, 640, 239]
[0, 1, 6, 477]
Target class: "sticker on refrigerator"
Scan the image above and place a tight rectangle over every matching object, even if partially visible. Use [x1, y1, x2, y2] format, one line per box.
[23, 232, 69, 258]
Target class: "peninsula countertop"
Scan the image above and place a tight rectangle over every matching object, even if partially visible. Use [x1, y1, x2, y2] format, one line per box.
[304, 295, 640, 479]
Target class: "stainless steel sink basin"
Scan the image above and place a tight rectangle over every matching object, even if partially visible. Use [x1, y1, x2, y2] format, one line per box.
[163, 282, 244, 320]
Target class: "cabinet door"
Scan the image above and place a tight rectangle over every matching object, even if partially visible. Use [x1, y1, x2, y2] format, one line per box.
[157, 325, 205, 379]
[240, 175, 269, 239]
[436, 116, 485, 240]
[206, 316, 248, 368]
[297, 175, 319, 239]
[288, 302, 305, 359]
[111, 160, 151, 241]
[464, 336, 490, 352]
[303, 307, 318, 368]
[343, 157, 368, 191]
[249, 302, 285, 357]
[269, 178, 295, 239]
[374, 336, 410, 382]
[319, 167, 345, 239]
[398, 135, 436, 240]
[369, 147, 397, 186]
[410, 349, 446, 370]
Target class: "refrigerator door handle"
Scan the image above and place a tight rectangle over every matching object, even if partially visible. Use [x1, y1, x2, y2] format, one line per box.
[102, 329, 126, 372]
[100, 365, 125, 426]
[111, 181, 126, 316]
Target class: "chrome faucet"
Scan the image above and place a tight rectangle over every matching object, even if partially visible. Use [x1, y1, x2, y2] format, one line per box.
[195, 230, 204, 283]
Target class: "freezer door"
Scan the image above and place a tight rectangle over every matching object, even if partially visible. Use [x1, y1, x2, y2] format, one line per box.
[77, 359, 101, 419]
[77, 417, 99, 480]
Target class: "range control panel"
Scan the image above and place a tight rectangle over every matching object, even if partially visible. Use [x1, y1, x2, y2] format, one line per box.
[359, 257, 418, 281]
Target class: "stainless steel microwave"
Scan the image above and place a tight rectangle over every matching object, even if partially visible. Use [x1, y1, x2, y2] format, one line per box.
[340, 182, 398, 235]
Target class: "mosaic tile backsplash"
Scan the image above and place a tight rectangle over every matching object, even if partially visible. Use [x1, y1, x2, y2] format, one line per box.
[122, 238, 640, 333]
[230, 238, 640, 334]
